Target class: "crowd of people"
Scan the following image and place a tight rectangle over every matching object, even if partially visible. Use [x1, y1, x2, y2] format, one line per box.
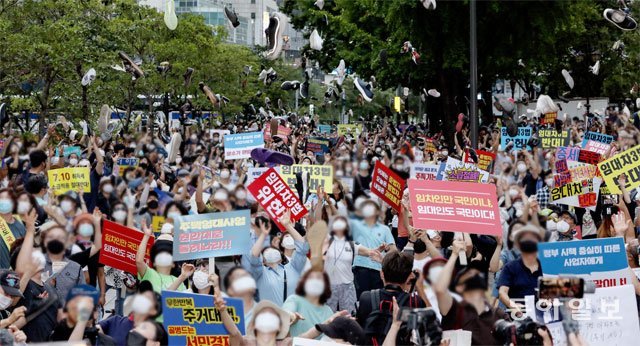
[0, 92, 637, 346]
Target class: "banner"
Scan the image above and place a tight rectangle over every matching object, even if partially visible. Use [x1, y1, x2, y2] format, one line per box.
[582, 131, 613, 156]
[410, 163, 440, 180]
[100, 220, 154, 275]
[598, 144, 640, 194]
[173, 210, 251, 261]
[540, 112, 557, 125]
[279, 165, 333, 192]
[55, 146, 82, 158]
[337, 124, 362, 136]
[305, 137, 330, 154]
[500, 127, 532, 151]
[247, 166, 280, 184]
[115, 158, 139, 176]
[224, 132, 265, 160]
[317, 124, 332, 134]
[263, 124, 292, 143]
[568, 161, 598, 182]
[538, 129, 570, 149]
[162, 290, 245, 346]
[555, 146, 580, 161]
[442, 157, 490, 183]
[248, 168, 308, 230]
[408, 179, 501, 236]
[538, 237, 631, 288]
[48, 167, 91, 195]
[578, 149, 601, 165]
[551, 177, 602, 210]
[209, 129, 230, 139]
[371, 161, 405, 211]
[425, 139, 437, 153]
[462, 149, 496, 172]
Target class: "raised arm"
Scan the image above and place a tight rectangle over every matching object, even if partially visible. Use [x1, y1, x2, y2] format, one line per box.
[89, 208, 103, 257]
[166, 263, 195, 291]
[434, 240, 465, 316]
[136, 220, 153, 277]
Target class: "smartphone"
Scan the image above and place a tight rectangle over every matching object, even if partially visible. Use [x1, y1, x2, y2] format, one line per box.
[538, 277, 584, 299]
[603, 195, 619, 205]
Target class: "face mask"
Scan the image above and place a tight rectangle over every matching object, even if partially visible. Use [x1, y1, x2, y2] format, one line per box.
[362, 205, 376, 218]
[463, 274, 488, 291]
[220, 170, 230, 179]
[103, 184, 114, 193]
[167, 212, 182, 221]
[0, 294, 11, 310]
[519, 240, 538, 253]
[113, 210, 127, 222]
[17, 201, 31, 214]
[69, 158, 78, 166]
[60, 200, 74, 213]
[545, 179, 554, 187]
[160, 223, 173, 234]
[359, 162, 369, 171]
[154, 252, 173, 267]
[428, 266, 443, 284]
[190, 135, 198, 142]
[413, 239, 427, 253]
[131, 294, 153, 315]
[175, 157, 182, 164]
[508, 189, 518, 198]
[192, 270, 211, 290]
[231, 276, 257, 294]
[36, 197, 47, 206]
[517, 162, 527, 173]
[557, 220, 571, 233]
[254, 312, 281, 334]
[332, 219, 347, 232]
[547, 219, 557, 231]
[0, 199, 13, 214]
[213, 191, 228, 201]
[235, 190, 247, 200]
[78, 223, 94, 237]
[148, 200, 159, 209]
[304, 278, 325, 297]
[46, 239, 65, 254]
[126, 331, 148, 346]
[282, 236, 295, 249]
[263, 249, 281, 264]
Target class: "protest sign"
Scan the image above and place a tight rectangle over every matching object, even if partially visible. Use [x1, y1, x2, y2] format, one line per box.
[410, 163, 440, 180]
[371, 161, 405, 211]
[425, 138, 437, 153]
[337, 124, 362, 136]
[317, 124, 332, 134]
[408, 179, 501, 236]
[555, 146, 580, 161]
[173, 210, 251, 261]
[162, 290, 245, 346]
[540, 112, 557, 125]
[151, 216, 165, 235]
[115, 158, 139, 176]
[578, 149, 601, 165]
[583, 140, 610, 156]
[55, 146, 82, 158]
[582, 131, 614, 147]
[551, 177, 602, 210]
[463, 149, 496, 172]
[209, 129, 230, 139]
[263, 124, 292, 143]
[337, 176, 354, 193]
[442, 157, 490, 183]
[100, 220, 154, 275]
[247, 166, 280, 184]
[538, 129, 570, 149]
[538, 237, 631, 288]
[248, 168, 308, 230]
[598, 144, 640, 195]
[224, 132, 265, 160]
[305, 137, 330, 154]
[48, 167, 90, 195]
[500, 127, 532, 151]
[279, 164, 333, 192]
[568, 161, 598, 182]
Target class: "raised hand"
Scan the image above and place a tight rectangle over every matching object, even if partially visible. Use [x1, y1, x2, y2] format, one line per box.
[612, 212, 630, 237]
[180, 263, 196, 279]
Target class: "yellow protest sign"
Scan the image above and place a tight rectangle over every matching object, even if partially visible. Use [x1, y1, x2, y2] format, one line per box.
[337, 124, 362, 137]
[152, 216, 166, 234]
[48, 167, 91, 195]
[597, 144, 640, 195]
[279, 165, 333, 192]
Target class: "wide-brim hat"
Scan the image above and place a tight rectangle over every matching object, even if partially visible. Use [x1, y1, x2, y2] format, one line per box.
[247, 300, 290, 340]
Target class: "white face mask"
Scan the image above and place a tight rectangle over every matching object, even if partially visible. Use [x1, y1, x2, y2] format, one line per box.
[154, 252, 173, 267]
[362, 204, 376, 218]
[547, 219, 557, 231]
[220, 170, 230, 179]
[60, 200, 74, 213]
[263, 249, 281, 264]
[428, 266, 443, 284]
[332, 219, 347, 232]
[192, 270, 211, 290]
[545, 179, 554, 187]
[231, 276, 257, 294]
[69, 158, 78, 166]
[32, 251, 46, 271]
[113, 210, 127, 222]
[281, 236, 295, 249]
[131, 294, 153, 315]
[213, 190, 228, 201]
[235, 190, 247, 200]
[508, 189, 519, 198]
[160, 223, 173, 234]
[517, 162, 527, 173]
[557, 220, 571, 233]
[254, 312, 281, 334]
[304, 278, 325, 297]
[78, 223, 94, 237]
[0, 294, 11, 310]
[167, 211, 182, 221]
[17, 201, 31, 215]
[103, 184, 114, 193]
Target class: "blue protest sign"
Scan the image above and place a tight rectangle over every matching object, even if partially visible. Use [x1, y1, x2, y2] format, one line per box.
[224, 132, 265, 159]
[538, 237, 631, 288]
[173, 210, 251, 261]
[55, 146, 82, 158]
[581, 131, 614, 146]
[500, 127, 532, 151]
[162, 290, 245, 346]
[318, 124, 332, 134]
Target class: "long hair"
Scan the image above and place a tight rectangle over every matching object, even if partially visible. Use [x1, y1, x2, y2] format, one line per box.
[294, 270, 332, 304]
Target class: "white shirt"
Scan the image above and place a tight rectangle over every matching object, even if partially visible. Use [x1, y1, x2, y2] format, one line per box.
[413, 256, 431, 272]
[325, 236, 360, 285]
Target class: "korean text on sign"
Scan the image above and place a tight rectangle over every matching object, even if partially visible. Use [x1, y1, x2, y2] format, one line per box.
[279, 164, 333, 192]
[224, 132, 265, 160]
[370, 161, 406, 212]
[500, 127, 532, 151]
[99, 220, 154, 275]
[48, 167, 90, 195]
[598, 144, 640, 195]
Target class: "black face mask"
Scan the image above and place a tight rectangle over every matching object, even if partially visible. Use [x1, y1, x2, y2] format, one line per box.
[519, 240, 538, 253]
[46, 239, 65, 255]
[147, 200, 159, 210]
[413, 239, 427, 254]
[126, 331, 148, 346]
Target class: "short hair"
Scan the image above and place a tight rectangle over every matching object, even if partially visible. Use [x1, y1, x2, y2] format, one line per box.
[223, 266, 246, 290]
[29, 150, 47, 168]
[295, 270, 332, 304]
[381, 251, 413, 284]
[25, 174, 48, 194]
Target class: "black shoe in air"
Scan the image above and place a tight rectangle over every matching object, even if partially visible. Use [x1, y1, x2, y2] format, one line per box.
[354, 77, 373, 102]
[183, 67, 194, 87]
[225, 7, 240, 28]
[118, 51, 144, 79]
[299, 81, 309, 99]
[604, 8, 638, 30]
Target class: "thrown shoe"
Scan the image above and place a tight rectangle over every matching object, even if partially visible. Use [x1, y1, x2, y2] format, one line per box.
[354, 77, 373, 102]
[455, 113, 465, 133]
[183, 67, 194, 87]
[504, 116, 518, 137]
[281, 80, 300, 90]
[224, 6, 240, 28]
[299, 81, 309, 99]
[0, 103, 7, 130]
[243, 65, 252, 76]
[199, 82, 218, 107]
[590, 60, 600, 75]
[336, 59, 346, 86]
[561, 69, 574, 89]
[81, 68, 96, 86]
[411, 49, 420, 64]
[258, 68, 269, 81]
[427, 88, 440, 97]
[265, 97, 271, 109]
[604, 8, 638, 31]
[314, 0, 324, 9]
[265, 12, 286, 60]
[118, 51, 144, 79]
[266, 69, 278, 85]
[379, 49, 388, 65]
[310, 29, 323, 51]
[421, 0, 436, 10]
[156, 61, 171, 74]
[164, 0, 178, 30]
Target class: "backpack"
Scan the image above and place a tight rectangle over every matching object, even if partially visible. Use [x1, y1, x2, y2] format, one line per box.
[362, 289, 417, 346]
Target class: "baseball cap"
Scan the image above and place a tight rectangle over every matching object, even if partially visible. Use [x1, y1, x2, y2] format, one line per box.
[315, 316, 365, 344]
[512, 224, 543, 243]
[66, 284, 99, 306]
[0, 270, 23, 298]
[559, 210, 577, 223]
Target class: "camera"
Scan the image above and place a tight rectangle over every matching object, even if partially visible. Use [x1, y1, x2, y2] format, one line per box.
[398, 308, 442, 346]
[493, 317, 546, 346]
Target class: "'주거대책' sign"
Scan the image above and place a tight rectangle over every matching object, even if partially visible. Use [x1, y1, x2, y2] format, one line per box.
[162, 290, 245, 346]
[48, 167, 91, 195]
[370, 161, 405, 211]
[100, 220, 154, 275]
[408, 179, 501, 236]
[223, 132, 265, 160]
[173, 210, 251, 261]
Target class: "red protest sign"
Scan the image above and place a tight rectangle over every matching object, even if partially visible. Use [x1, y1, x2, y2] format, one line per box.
[463, 149, 496, 172]
[578, 149, 601, 165]
[408, 179, 501, 236]
[247, 168, 308, 230]
[99, 220, 154, 275]
[371, 161, 406, 212]
[540, 112, 557, 125]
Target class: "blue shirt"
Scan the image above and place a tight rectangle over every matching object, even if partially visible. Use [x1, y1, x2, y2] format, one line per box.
[497, 258, 541, 300]
[98, 315, 134, 346]
[243, 239, 310, 306]
[283, 294, 333, 338]
[350, 219, 394, 270]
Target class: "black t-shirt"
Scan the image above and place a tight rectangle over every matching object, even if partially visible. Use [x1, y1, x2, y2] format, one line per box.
[356, 286, 426, 327]
[354, 174, 372, 199]
[50, 319, 116, 345]
[71, 244, 103, 286]
[521, 173, 538, 197]
[50, 320, 74, 341]
[19, 280, 59, 343]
